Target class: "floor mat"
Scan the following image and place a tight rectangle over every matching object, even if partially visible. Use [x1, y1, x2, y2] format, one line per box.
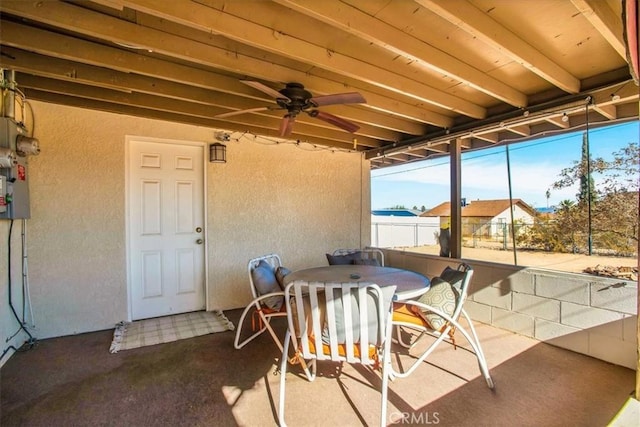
[109, 310, 234, 353]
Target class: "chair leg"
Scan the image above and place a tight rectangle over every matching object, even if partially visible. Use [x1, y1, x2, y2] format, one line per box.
[394, 324, 412, 348]
[380, 321, 394, 427]
[278, 330, 291, 427]
[234, 303, 262, 349]
[297, 353, 316, 382]
[262, 315, 284, 353]
[391, 313, 494, 389]
[460, 309, 494, 389]
[380, 363, 389, 427]
[392, 327, 451, 378]
[234, 305, 284, 352]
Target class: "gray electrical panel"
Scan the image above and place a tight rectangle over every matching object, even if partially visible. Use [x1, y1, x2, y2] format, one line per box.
[0, 117, 32, 219]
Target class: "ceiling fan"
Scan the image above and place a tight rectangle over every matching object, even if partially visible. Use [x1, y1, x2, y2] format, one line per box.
[215, 80, 366, 137]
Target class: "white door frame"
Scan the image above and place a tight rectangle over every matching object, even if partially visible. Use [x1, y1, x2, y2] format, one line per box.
[124, 135, 209, 321]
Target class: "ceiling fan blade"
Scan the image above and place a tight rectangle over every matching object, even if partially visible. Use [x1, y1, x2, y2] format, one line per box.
[308, 110, 360, 133]
[214, 106, 271, 118]
[279, 114, 296, 137]
[241, 80, 291, 101]
[310, 92, 366, 107]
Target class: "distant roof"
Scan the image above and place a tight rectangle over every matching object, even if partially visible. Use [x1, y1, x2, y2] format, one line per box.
[536, 207, 556, 214]
[421, 202, 450, 217]
[372, 209, 422, 217]
[421, 199, 536, 217]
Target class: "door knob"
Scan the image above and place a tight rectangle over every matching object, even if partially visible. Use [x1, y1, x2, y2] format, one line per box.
[196, 239, 204, 244]
[195, 227, 202, 233]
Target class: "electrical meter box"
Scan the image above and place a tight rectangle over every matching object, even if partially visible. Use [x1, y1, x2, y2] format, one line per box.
[0, 117, 31, 219]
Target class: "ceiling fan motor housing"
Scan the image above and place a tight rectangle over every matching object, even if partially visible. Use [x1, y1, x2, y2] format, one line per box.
[278, 82, 314, 113]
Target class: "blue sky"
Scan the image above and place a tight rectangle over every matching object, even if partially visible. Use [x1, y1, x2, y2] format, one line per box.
[371, 121, 639, 210]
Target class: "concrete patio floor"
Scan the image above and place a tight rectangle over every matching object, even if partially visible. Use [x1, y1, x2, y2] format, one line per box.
[1, 308, 635, 426]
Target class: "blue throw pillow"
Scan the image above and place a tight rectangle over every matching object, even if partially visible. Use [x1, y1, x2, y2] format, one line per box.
[439, 266, 467, 291]
[275, 266, 292, 290]
[251, 260, 283, 310]
[326, 251, 361, 265]
[353, 258, 381, 266]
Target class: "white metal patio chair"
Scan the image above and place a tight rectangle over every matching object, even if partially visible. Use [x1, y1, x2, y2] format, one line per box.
[391, 263, 494, 388]
[234, 253, 288, 352]
[278, 280, 396, 427]
[331, 247, 385, 266]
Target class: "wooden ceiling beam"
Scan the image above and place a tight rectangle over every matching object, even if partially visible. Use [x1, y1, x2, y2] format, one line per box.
[425, 142, 451, 154]
[383, 153, 412, 162]
[0, 20, 264, 97]
[117, 0, 485, 118]
[17, 73, 383, 148]
[503, 124, 531, 137]
[406, 150, 428, 159]
[416, 0, 581, 93]
[1, 47, 397, 142]
[545, 116, 571, 129]
[471, 132, 499, 144]
[26, 88, 360, 151]
[0, 21, 427, 135]
[570, 0, 626, 59]
[593, 104, 617, 120]
[274, 0, 526, 108]
[89, 0, 125, 11]
[0, 19, 446, 133]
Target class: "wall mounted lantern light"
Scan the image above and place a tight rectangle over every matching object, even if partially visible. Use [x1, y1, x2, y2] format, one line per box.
[209, 142, 226, 163]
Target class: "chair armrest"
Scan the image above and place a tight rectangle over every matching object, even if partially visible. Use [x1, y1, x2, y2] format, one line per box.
[251, 291, 285, 303]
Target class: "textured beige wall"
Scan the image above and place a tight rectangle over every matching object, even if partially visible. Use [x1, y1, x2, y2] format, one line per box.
[0, 101, 370, 340]
[207, 135, 371, 310]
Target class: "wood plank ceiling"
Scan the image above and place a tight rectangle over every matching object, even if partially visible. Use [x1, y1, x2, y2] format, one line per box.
[1, 0, 638, 168]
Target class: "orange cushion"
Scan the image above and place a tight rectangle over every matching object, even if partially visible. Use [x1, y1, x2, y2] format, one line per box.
[392, 302, 428, 327]
[259, 304, 287, 315]
[306, 336, 377, 359]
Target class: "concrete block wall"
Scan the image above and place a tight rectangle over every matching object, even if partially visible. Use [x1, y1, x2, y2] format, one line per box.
[383, 249, 638, 370]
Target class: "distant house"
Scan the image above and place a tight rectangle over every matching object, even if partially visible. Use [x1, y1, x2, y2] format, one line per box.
[372, 208, 423, 217]
[421, 199, 537, 239]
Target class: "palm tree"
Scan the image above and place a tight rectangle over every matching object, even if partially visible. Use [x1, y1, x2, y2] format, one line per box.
[558, 199, 575, 212]
[545, 189, 551, 208]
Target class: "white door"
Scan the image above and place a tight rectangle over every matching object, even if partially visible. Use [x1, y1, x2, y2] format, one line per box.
[127, 139, 206, 320]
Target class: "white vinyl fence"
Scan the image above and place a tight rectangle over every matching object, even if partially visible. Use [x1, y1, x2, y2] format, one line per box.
[371, 216, 440, 248]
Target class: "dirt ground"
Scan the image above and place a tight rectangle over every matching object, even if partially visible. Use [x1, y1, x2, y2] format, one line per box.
[405, 244, 639, 276]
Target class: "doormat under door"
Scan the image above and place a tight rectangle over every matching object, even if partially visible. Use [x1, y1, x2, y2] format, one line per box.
[109, 310, 235, 353]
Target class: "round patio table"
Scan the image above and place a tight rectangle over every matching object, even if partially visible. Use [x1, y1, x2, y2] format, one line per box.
[284, 265, 430, 301]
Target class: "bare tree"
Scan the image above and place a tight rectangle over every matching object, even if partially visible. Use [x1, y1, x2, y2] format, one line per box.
[552, 142, 638, 254]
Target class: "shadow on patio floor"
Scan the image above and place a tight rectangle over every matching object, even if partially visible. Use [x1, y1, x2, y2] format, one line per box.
[1, 309, 634, 426]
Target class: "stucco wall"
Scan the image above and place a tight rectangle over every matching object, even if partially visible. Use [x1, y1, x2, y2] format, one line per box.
[0, 101, 370, 353]
[206, 129, 371, 310]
